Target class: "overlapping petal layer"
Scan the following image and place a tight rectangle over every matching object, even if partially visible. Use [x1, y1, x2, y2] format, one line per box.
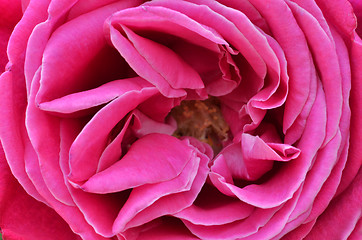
[0, 0, 361, 239]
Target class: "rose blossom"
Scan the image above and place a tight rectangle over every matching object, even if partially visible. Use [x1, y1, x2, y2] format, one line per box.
[0, 0, 361, 239]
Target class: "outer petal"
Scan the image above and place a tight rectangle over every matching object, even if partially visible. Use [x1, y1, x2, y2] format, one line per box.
[304, 168, 362, 239]
[120, 218, 199, 240]
[348, 0, 362, 36]
[0, 145, 80, 240]
[0, 0, 22, 71]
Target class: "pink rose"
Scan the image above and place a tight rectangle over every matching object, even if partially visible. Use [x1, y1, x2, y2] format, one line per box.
[1, 0, 361, 239]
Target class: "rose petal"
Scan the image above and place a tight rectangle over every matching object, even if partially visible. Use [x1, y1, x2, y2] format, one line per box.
[0, 71, 45, 203]
[336, 23, 362, 195]
[112, 147, 200, 232]
[26, 67, 74, 206]
[182, 206, 280, 240]
[0, 0, 22, 70]
[121, 217, 199, 240]
[235, 0, 314, 136]
[68, 80, 158, 182]
[210, 81, 326, 208]
[304, 168, 362, 239]
[39, 77, 154, 114]
[174, 184, 254, 226]
[36, 0, 142, 103]
[144, 0, 268, 80]
[0, 145, 81, 240]
[96, 114, 133, 173]
[117, 138, 210, 232]
[212, 133, 300, 182]
[119, 25, 205, 90]
[287, 0, 343, 147]
[80, 134, 196, 193]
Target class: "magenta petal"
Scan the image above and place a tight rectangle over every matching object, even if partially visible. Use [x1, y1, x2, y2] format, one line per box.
[131, 109, 176, 138]
[39, 77, 153, 114]
[143, 0, 268, 80]
[26, 68, 74, 206]
[210, 82, 327, 208]
[304, 168, 362, 239]
[0, 71, 45, 203]
[109, 4, 227, 50]
[113, 149, 199, 232]
[81, 134, 195, 193]
[120, 25, 204, 90]
[182, 206, 280, 240]
[175, 185, 254, 226]
[68, 80, 158, 182]
[96, 115, 133, 173]
[121, 218, 199, 240]
[59, 118, 130, 238]
[213, 134, 300, 181]
[336, 31, 362, 195]
[0, 149, 81, 240]
[66, 0, 132, 21]
[0, 0, 21, 70]
[241, 0, 313, 134]
[36, 0, 142, 103]
[176, 201, 252, 226]
[117, 140, 210, 232]
[24, 0, 83, 93]
[108, 25, 185, 98]
[288, 1, 343, 147]
[289, 132, 342, 222]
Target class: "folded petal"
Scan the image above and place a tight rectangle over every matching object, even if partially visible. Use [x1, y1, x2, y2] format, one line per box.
[81, 134, 196, 193]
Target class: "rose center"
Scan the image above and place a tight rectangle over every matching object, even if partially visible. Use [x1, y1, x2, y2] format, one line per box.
[170, 97, 229, 154]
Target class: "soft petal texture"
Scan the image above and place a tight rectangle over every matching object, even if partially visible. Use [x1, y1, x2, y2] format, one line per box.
[0, 0, 361, 239]
[80, 134, 197, 193]
[304, 168, 362, 239]
[0, 144, 80, 240]
[0, 0, 22, 71]
[67, 79, 158, 182]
